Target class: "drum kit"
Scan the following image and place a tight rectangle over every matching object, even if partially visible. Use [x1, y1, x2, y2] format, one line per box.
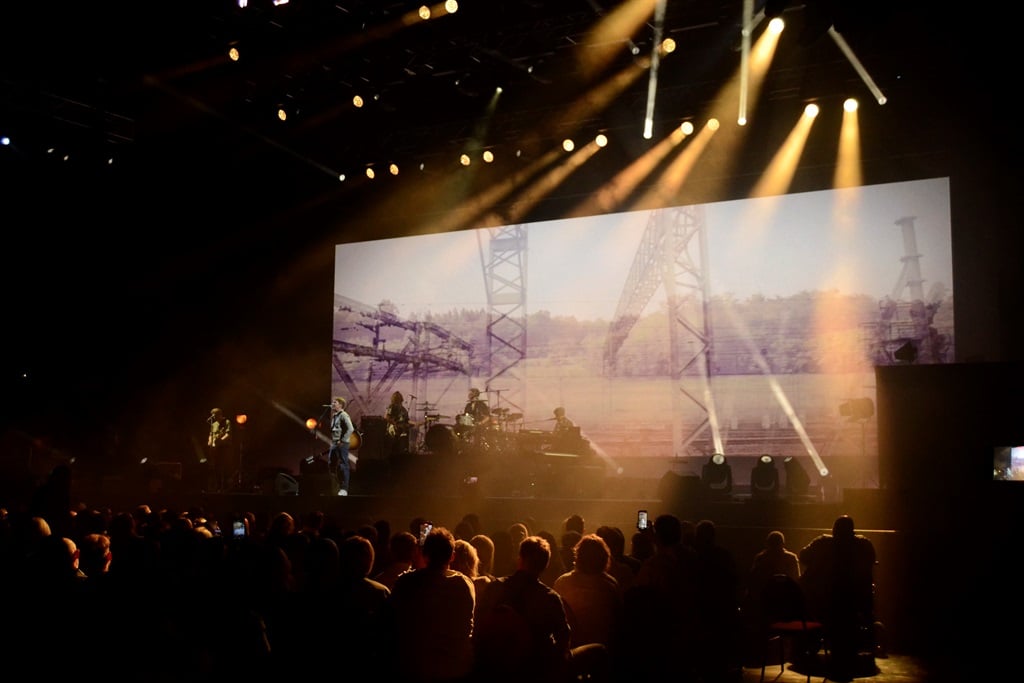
[413, 399, 525, 455]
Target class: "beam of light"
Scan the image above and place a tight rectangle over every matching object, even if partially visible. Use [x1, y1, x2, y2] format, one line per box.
[479, 139, 604, 226]
[828, 26, 887, 105]
[578, 0, 659, 82]
[643, 0, 667, 139]
[748, 102, 819, 198]
[567, 124, 688, 218]
[517, 57, 650, 161]
[694, 15, 784, 186]
[630, 118, 719, 211]
[719, 305, 829, 478]
[834, 98, 862, 189]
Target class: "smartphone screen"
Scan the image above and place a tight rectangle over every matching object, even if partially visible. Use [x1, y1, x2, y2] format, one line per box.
[232, 520, 246, 538]
[419, 522, 432, 545]
[637, 510, 648, 530]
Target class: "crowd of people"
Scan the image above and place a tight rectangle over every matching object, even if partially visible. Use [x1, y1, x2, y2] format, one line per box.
[0, 466, 879, 683]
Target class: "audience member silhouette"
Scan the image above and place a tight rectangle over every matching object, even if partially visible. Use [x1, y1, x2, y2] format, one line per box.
[388, 525, 475, 682]
[628, 528, 655, 566]
[509, 521, 530, 549]
[337, 534, 393, 672]
[537, 529, 566, 588]
[621, 513, 699, 682]
[742, 529, 802, 657]
[594, 524, 637, 592]
[691, 518, 743, 682]
[474, 535, 573, 683]
[452, 538, 492, 610]
[375, 530, 419, 589]
[469, 533, 496, 581]
[559, 529, 582, 572]
[490, 527, 518, 577]
[553, 533, 622, 649]
[799, 515, 878, 679]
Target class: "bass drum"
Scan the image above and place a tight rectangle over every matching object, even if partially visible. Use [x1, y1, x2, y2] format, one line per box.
[424, 424, 457, 455]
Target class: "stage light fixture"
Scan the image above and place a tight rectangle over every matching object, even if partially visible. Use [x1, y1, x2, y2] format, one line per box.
[365, 166, 375, 179]
[445, 0, 458, 14]
[595, 134, 608, 148]
[352, 95, 364, 108]
[783, 456, 811, 497]
[844, 98, 859, 112]
[482, 150, 494, 163]
[750, 454, 780, 499]
[562, 139, 575, 152]
[419, 5, 431, 20]
[460, 153, 471, 166]
[701, 453, 733, 499]
[389, 163, 399, 176]
[228, 46, 240, 62]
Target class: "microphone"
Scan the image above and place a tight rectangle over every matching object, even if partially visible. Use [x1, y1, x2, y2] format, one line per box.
[321, 404, 333, 407]
[206, 416, 214, 423]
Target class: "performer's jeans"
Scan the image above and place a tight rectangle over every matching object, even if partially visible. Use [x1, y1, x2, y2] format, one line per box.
[328, 441, 351, 492]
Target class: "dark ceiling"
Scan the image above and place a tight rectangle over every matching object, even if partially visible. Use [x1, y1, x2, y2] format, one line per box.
[2, 0, 963, 216]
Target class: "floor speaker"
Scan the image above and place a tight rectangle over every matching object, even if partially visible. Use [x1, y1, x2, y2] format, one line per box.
[274, 472, 299, 496]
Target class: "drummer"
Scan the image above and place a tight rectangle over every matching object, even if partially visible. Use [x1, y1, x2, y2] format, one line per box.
[462, 388, 491, 429]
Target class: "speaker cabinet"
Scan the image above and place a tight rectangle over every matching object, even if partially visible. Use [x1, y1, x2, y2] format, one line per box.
[359, 415, 389, 461]
[273, 473, 299, 496]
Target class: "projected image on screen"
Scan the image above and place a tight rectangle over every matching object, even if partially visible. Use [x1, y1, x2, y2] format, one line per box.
[333, 177, 953, 495]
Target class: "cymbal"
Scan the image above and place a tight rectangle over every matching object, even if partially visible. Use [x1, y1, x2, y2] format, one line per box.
[493, 407, 509, 415]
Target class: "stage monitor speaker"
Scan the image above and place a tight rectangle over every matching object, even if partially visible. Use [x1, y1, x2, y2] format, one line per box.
[274, 473, 299, 496]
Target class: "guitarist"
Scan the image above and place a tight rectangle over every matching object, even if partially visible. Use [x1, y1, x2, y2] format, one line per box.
[328, 396, 356, 496]
[385, 391, 412, 460]
[204, 408, 233, 492]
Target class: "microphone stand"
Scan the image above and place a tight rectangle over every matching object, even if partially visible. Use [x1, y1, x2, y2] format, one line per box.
[312, 406, 332, 460]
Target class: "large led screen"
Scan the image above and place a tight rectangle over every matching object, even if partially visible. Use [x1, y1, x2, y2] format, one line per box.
[333, 177, 953, 495]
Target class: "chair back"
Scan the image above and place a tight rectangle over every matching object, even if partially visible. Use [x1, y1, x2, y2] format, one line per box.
[760, 573, 809, 624]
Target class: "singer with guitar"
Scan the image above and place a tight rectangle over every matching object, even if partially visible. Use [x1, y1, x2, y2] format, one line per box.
[328, 396, 356, 496]
[204, 408, 233, 492]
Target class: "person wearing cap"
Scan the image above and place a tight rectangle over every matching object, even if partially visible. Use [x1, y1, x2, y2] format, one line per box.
[204, 407, 233, 492]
